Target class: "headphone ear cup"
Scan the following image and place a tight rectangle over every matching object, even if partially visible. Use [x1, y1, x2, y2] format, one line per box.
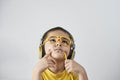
[71, 50, 75, 59]
[38, 44, 43, 59]
[68, 44, 75, 59]
[67, 48, 75, 59]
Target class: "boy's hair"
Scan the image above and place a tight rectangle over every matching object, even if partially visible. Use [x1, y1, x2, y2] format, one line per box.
[41, 27, 74, 44]
[39, 26, 75, 59]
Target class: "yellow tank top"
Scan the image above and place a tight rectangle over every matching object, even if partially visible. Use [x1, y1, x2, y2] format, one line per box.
[42, 69, 78, 80]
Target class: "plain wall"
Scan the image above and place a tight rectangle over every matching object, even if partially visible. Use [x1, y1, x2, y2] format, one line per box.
[0, 0, 120, 80]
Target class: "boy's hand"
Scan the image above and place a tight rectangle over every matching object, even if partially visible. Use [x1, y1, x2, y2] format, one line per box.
[65, 60, 88, 80]
[33, 50, 55, 73]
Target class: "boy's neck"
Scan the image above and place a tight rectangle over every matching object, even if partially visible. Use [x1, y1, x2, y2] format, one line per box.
[49, 60, 65, 74]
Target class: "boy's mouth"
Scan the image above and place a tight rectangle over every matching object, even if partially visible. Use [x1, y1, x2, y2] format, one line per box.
[54, 48, 62, 52]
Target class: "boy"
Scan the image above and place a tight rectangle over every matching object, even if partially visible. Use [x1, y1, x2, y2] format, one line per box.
[32, 27, 88, 80]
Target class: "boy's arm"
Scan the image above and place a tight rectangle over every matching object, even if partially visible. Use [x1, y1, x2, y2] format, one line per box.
[32, 69, 43, 80]
[78, 68, 88, 80]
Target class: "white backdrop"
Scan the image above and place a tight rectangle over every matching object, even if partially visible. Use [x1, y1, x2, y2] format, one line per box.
[0, 0, 120, 80]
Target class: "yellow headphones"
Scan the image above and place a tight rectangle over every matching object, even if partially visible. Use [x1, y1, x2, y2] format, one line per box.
[38, 27, 75, 59]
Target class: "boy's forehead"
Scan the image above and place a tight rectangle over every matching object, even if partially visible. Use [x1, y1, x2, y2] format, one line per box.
[47, 30, 70, 38]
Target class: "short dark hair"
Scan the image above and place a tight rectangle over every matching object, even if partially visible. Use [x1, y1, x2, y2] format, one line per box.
[41, 26, 74, 44]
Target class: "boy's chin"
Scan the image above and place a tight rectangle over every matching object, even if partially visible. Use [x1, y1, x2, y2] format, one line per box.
[52, 53, 64, 60]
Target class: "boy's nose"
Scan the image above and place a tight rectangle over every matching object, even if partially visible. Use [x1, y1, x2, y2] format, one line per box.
[56, 42, 62, 47]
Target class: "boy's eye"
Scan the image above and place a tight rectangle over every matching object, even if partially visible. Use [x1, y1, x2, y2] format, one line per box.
[62, 39, 69, 45]
[62, 40, 68, 44]
[49, 38, 56, 42]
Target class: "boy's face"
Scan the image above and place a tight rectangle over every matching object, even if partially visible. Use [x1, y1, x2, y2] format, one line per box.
[44, 30, 71, 60]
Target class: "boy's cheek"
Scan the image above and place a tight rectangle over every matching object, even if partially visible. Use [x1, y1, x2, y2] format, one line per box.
[63, 47, 70, 56]
[45, 45, 52, 54]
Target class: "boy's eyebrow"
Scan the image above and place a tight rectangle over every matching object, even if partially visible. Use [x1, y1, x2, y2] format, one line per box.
[62, 37, 70, 40]
[47, 36, 56, 38]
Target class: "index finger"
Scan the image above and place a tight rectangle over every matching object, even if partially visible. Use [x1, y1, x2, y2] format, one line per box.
[44, 50, 52, 58]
